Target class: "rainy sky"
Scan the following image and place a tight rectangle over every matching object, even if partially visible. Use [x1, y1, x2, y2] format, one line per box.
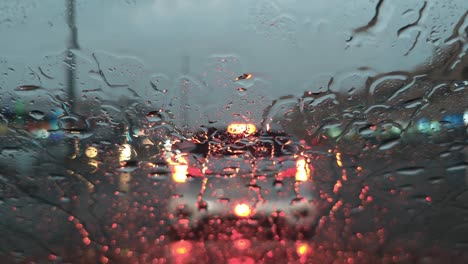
[0, 0, 467, 128]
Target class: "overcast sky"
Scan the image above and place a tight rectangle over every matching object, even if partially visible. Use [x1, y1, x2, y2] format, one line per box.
[0, 0, 466, 128]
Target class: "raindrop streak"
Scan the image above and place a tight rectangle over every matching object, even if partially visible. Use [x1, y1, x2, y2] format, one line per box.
[146, 111, 163, 122]
[28, 110, 45, 120]
[446, 163, 467, 172]
[148, 173, 168, 181]
[396, 167, 425, 176]
[353, 0, 385, 33]
[235, 73, 253, 81]
[396, 1, 427, 37]
[378, 138, 400, 150]
[445, 11, 468, 43]
[119, 159, 139, 171]
[15, 85, 41, 91]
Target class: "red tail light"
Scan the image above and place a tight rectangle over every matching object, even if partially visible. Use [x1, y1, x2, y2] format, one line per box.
[234, 239, 251, 250]
[171, 240, 192, 256]
[296, 242, 310, 256]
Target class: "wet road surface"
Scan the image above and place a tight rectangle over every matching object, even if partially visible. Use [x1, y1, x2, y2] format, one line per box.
[0, 134, 467, 263]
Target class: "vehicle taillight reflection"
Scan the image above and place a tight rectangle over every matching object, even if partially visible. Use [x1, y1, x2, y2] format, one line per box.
[234, 239, 251, 250]
[296, 242, 310, 256]
[172, 157, 188, 183]
[228, 257, 255, 264]
[171, 240, 192, 256]
[227, 123, 256, 135]
[295, 158, 310, 182]
[234, 203, 251, 218]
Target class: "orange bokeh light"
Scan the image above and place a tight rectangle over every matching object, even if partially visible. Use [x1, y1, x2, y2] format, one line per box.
[228, 257, 255, 264]
[234, 203, 251, 218]
[227, 123, 256, 135]
[172, 240, 192, 256]
[234, 239, 251, 250]
[176, 246, 187, 255]
[171, 156, 188, 183]
[295, 157, 310, 182]
[296, 243, 310, 256]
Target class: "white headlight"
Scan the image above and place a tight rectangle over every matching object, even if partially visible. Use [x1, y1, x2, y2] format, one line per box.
[119, 144, 132, 161]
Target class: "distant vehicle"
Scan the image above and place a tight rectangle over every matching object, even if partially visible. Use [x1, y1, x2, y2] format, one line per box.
[337, 111, 468, 143]
[166, 238, 312, 263]
[164, 123, 328, 241]
[0, 102, 135, 165]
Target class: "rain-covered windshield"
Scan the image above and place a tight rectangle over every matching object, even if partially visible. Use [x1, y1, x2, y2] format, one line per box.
[1, 0, 467, 263]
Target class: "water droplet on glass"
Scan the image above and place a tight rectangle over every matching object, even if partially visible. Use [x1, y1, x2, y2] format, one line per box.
[235, 73, 253, 81]
[396, 167, 425, 176]
[146, 111, 163, 122]
[15, 85, 41, 91]
[28, 110, 45, 120]
[378, 138, 400, 150]
[446, 163, 467, 172]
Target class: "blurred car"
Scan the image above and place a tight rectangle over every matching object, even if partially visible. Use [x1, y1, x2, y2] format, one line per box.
[166, 238, 312, 264]
[165, 123, 327, 241]
[338, 111, 468, 144]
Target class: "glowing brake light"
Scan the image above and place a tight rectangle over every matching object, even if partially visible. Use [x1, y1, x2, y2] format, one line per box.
[172, 156, 188, 183]
[234, 203, 251, 217]
[296, 242, 310, 256]
[171, 240, 192, 256]
[175, 245, 188, 255]
[295, 158, 310, 182]
[234, 239, 251, 250]
[228, 257, 255, 264]
[227, 123, 256, 135]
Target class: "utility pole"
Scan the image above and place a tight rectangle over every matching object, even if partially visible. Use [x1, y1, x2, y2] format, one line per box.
[66, 0, 79, 113]
[64, 1, 80, 260]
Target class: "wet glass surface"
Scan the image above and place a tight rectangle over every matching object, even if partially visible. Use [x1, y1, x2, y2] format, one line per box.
[0, 0, 467, 263]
